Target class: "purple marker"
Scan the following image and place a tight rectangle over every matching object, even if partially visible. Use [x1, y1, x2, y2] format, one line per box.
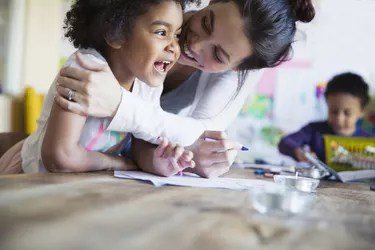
[204, 138, 249, 151]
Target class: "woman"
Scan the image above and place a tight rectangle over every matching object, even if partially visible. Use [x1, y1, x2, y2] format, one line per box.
[55, 0, 315, 177]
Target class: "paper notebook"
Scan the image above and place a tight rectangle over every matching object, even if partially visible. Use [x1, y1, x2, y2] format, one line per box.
[114, 171, 281, 190]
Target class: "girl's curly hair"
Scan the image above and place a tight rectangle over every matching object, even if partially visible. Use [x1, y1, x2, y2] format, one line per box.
[64, 0, 201, 55]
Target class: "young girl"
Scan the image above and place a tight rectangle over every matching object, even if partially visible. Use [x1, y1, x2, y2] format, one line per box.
[278, 72, 374, 163]
[0, 0, 197, 174]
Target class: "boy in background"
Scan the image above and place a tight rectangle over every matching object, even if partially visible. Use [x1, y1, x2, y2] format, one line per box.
[278, 72, 374, 163]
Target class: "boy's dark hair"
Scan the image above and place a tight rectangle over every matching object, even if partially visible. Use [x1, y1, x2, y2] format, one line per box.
[325, 72, 371, 109]
[64, 0, 200, 56]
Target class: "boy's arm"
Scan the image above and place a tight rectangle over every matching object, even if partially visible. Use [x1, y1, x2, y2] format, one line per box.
[42, 102, 135, 172]
[278, 124, 314, 161]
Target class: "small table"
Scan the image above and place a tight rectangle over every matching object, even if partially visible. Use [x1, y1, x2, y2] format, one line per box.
[0, 168, 374, 250]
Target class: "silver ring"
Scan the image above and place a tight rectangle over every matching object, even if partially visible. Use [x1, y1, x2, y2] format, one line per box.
[68, 88, 74, 101]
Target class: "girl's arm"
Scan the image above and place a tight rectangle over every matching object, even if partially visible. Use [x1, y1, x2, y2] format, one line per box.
[41, 102, 135, 172]
[42, 53, 135, 173]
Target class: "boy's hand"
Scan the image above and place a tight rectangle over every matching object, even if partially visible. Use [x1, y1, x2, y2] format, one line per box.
[295, 148, 317, 162]
[152, 137, 195, 177]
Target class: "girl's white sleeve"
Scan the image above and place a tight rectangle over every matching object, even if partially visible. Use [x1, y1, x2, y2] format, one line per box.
[106, 70, 262, 146]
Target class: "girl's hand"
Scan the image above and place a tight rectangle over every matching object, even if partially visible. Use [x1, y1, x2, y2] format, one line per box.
[186, 131, 243, 178]
[55, 52, 122, 117]
[152, 137, 195, 177]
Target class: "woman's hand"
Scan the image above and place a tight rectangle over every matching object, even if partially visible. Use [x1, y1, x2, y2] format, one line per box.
[186, 131, 243, 178]
[55, 52, 122, 117]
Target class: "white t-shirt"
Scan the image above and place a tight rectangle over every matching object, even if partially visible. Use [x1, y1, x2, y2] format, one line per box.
[106, 69, 262, 146]
[21, 49, 162, 173]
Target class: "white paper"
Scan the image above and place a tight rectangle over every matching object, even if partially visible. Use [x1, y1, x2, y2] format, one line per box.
[337, 170, 375, 183]
[114, 171, 281, 190]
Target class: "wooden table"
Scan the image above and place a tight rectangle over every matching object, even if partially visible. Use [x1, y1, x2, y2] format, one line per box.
[0, 168, 374, 250]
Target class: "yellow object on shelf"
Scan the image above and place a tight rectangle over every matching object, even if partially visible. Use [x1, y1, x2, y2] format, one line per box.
[324, 135, 375, 171]
[24, 87, 44, 134]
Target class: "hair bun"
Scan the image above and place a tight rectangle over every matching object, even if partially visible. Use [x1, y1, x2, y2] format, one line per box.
[290, 0, 315, 23]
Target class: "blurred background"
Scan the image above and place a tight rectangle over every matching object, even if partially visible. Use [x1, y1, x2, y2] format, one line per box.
[0, 0, 374, 161]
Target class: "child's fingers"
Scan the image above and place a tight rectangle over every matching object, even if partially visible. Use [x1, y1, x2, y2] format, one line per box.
[170, 145, 184, 159]
[181, 150, 193, 161]
[169, 150, 193, 173]
[168, 157, 181, 172]
[178, 158, 196, 169]
[162, 142, 177, 159]
[154, 137, 169, 158]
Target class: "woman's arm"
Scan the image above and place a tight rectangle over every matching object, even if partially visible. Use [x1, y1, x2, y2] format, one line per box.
[42, 102, 135, 172]
[55, 54, 261, 146]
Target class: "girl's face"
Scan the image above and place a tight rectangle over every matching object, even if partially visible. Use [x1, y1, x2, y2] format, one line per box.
[108, 1, 183, 88]
[178, 1, 253, 72]
[327, 93, 365, 136]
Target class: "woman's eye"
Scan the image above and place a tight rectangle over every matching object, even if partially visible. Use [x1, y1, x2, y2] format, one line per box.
[213, 47, 223, 64]
[202, 15, 210, 34]
[175, 33, 181, 39]
[155, 30, 167, 36]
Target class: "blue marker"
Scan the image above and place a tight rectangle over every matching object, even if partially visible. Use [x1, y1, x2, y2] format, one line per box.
[254, 169, 264, 175]
[204, 138, 249, 151]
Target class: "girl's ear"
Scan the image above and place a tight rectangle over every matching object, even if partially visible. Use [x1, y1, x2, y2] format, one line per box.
[105, 38, 124, 49]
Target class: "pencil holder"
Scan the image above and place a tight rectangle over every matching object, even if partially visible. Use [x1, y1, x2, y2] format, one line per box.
[324, 135, 375, 171]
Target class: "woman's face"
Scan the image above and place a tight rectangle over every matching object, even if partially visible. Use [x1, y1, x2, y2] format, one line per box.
[178, 1, 253, 72]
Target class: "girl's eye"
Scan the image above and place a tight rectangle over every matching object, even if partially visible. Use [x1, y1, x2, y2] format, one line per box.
[155, 30, 167, 36]
[175, 33, 181, 39]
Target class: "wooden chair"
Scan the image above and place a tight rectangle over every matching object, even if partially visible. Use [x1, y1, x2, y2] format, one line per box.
[0, 132, 28, 158]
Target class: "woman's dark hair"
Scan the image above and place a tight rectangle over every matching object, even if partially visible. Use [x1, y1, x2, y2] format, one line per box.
[64, 0, 201, 57]
[325, 72, 370, 109]
[213, 0, 315, 91]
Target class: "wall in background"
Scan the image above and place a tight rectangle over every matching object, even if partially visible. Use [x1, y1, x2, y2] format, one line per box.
[0, 0, 62, 132]
[22, 0, 61, 93]
[0, 0, 10, 93]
